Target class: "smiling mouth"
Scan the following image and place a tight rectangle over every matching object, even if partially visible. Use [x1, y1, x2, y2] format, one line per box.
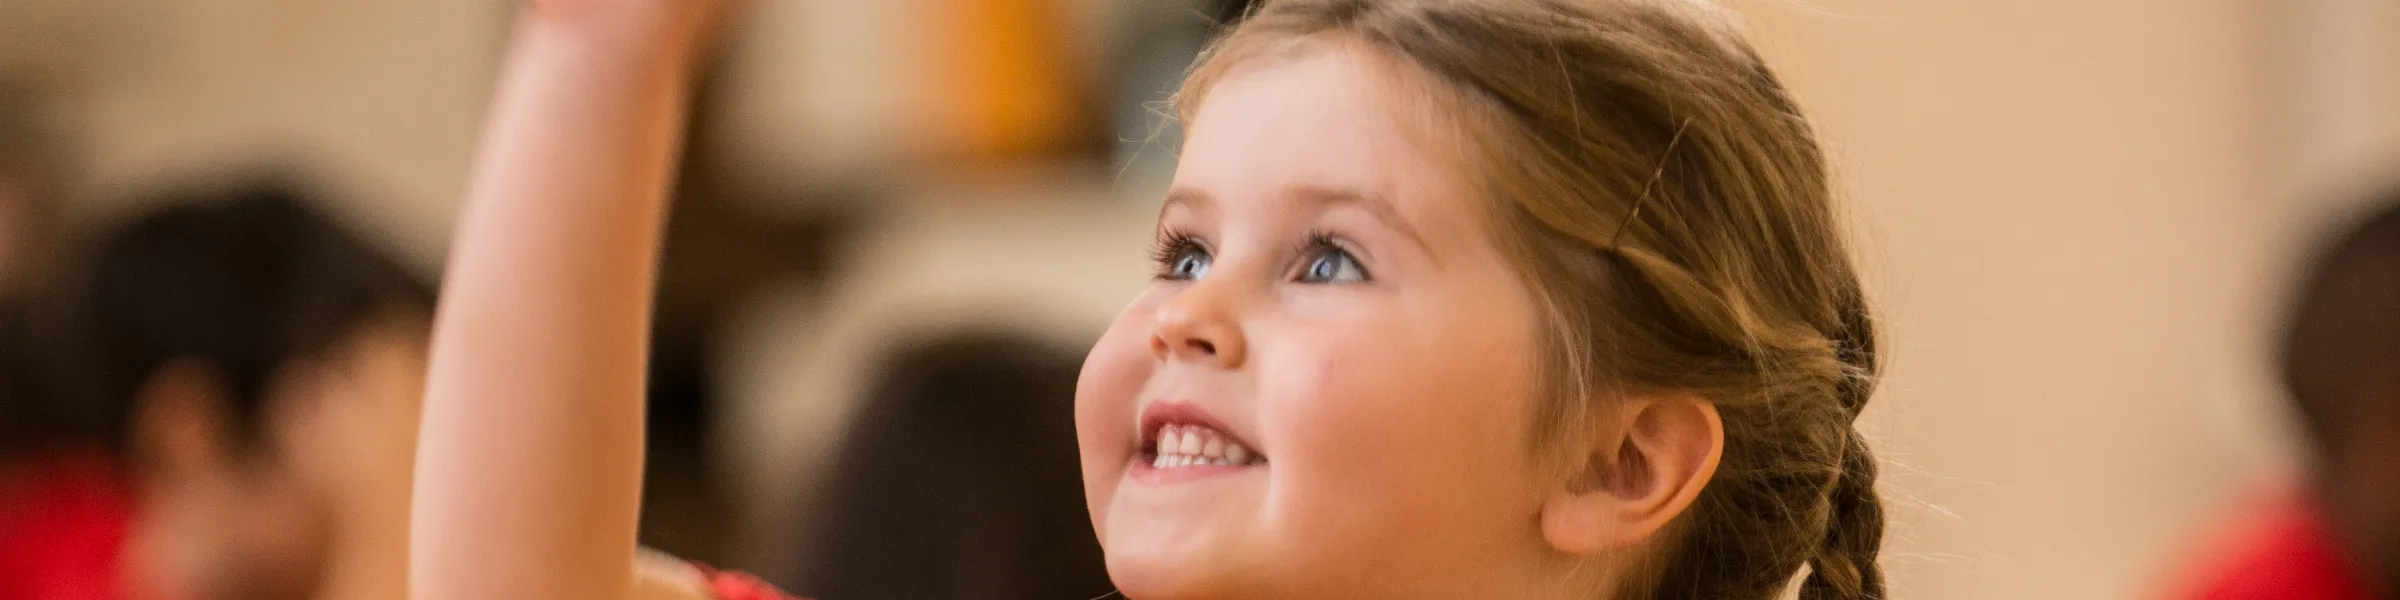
[1137, 402, 1267, 472]
[1146, 423, 1262, 468]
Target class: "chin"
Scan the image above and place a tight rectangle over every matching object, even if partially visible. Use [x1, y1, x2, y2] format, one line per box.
[1097, 510, 1273, 600]
[1104, 547, 1249, 600]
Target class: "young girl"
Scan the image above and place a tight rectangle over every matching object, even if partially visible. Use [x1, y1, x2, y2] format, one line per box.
[86, 184, 435, 600]
[410, 0, 1888, 598]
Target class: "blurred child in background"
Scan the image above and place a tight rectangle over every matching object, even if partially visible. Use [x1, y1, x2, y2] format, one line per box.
[85, 181, 432, 600]
[787, 332, 1111, 600]
[2168, 190, 2400, 600]
[52, 176, 1090, 600]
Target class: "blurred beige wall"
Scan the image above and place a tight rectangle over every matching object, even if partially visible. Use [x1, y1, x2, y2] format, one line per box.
[2, 0, 503, 271]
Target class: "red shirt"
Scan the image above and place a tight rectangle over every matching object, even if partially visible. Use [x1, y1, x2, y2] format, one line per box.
[2165, 488, 2378, 600]
[688, 563, 802, 600]
[0, 450, 139, 600]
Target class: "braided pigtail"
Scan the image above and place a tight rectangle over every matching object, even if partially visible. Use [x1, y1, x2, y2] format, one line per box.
[1798, 429, 1886, 600]
[1801, 299, 1887, 600]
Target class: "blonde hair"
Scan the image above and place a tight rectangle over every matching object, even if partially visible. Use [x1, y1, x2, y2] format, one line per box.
[1176, 1, 1885, 598]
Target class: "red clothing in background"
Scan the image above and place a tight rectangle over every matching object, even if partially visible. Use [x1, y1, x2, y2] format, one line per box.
[2166, 488, 2378, 600]
[688, 563, 802, 600]
[0, 450, 138, 600]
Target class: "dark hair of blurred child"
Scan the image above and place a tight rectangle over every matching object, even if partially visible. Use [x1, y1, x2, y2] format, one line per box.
[2167, 189, 2400, 600]
[86, 180, 433, 600]
[787, 332, 1113, 600]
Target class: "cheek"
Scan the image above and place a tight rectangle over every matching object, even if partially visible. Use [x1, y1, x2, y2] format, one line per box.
[1267, 333, 1539, 493]
[1075, 300, 1160, 527]
[1258, 295, 1550, 536]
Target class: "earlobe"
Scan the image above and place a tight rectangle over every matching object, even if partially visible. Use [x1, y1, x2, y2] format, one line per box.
[1540, 393, 1723, 556]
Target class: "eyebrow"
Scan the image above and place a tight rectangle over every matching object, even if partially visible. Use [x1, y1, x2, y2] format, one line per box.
[1162, 185, 1437, 259]
[1291, 185, 1437, 260]
[1162, 187, 1214, 217]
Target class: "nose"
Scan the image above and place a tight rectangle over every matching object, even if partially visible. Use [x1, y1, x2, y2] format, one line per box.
[1149, 279, 1248, 369]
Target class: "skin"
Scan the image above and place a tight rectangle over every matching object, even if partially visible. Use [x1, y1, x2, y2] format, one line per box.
[1072, 43, 1728, 598]
[410, 2, 725, 599]
[1074, 47, 1563, 598]
[128, 321, 426, 600]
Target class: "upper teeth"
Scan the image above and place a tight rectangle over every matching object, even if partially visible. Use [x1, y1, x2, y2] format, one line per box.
[1151, 424, 1255, 469]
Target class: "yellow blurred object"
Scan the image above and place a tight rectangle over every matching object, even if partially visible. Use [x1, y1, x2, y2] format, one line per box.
[921, 0, 1095, 163]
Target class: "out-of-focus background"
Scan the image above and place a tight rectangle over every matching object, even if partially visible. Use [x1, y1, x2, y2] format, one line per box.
[1, 0, 2397, 598]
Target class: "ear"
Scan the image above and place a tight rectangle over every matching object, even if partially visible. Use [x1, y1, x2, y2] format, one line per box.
[1540, 392, 1723, 555]
[128, 360, 238, 488]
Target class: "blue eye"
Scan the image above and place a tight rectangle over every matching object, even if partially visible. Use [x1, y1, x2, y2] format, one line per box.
[1169, 250, 1212, 280]
[1153, 233, 1211, 281]
[1297, 246, 1368, 284]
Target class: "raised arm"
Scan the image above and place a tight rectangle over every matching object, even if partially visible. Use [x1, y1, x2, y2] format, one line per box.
[410, 3, 724, 599]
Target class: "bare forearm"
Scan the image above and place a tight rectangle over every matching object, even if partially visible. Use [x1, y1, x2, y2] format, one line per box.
[410, 10, 708, 600]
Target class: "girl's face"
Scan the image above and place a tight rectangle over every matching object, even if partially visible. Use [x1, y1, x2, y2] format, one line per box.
[129, 322, 428, 600]
[1076, 46, 1562, 598]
